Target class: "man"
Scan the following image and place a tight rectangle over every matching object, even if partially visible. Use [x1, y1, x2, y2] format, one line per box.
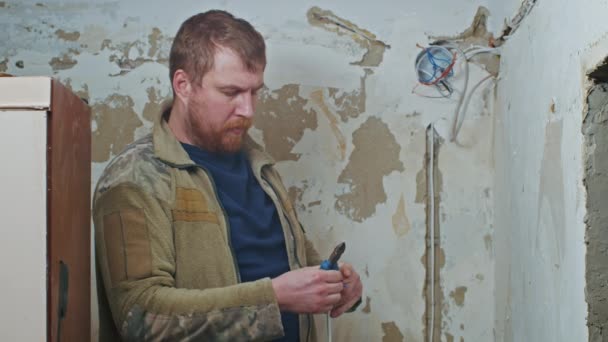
[93, 9, 362, 342]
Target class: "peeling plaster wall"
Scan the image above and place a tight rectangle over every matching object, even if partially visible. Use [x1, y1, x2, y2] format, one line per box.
[1, 1, 504, 341]
[584, 83, 608, 342]
[493, 0, 608, 341]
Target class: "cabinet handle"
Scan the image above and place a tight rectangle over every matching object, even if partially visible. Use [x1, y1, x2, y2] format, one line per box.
[56, 260, 69, 342]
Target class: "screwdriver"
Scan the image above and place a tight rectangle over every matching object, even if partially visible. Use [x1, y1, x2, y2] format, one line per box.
[320, 242, 346, 271]
[320, 242, 346, 342]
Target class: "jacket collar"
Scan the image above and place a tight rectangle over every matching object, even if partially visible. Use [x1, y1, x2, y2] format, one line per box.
[152, 109, 276, 174]
[152, 109, 195, 168]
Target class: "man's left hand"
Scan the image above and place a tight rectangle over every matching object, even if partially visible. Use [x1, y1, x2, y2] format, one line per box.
[330, 262, 363, 318]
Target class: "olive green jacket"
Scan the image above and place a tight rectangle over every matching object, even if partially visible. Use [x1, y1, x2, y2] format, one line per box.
[93, 113, 323, 341]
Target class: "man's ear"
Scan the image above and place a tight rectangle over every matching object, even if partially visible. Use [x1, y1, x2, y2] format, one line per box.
[172, 69, 192, 102]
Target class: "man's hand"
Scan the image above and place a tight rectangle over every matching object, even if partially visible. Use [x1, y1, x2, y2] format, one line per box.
[272, 266, 344, 314]
[330, 262, 362, 318]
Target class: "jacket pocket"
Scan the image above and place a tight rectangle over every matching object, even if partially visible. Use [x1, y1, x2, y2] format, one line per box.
[171, 187, 235, 289]
[102, 208, 153, 286]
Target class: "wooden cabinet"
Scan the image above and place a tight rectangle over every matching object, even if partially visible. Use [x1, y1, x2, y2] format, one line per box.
[0, 77, 91, 342]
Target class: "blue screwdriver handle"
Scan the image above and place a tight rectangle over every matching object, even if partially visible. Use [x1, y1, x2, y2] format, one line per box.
[320, 242, 346, 271]
[320, 259, 339, 271]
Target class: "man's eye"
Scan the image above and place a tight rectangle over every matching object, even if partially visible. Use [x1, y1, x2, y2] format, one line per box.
[224, 91, 238, 97]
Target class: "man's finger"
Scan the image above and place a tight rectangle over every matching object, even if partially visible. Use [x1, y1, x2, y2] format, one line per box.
[326, 282, 345, 294]
[339, 262, 353, 277]
[319, 269, 343, 283]
[330, 296, 359, 318]
[326, 293, 342, 306]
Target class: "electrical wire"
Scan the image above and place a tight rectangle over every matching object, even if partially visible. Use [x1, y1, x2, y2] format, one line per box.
[414, 44, 500, 142]
[452, 74, 495, 142]
[415, 44, 457, 87]
[450, 47, 469, 141]
[426, 123, 436, 342]
[327, 314, 332, 342]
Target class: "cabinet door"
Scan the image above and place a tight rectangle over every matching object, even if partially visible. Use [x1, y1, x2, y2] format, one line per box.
[0, 110, 48, 341]
[48, 80, 91, 342]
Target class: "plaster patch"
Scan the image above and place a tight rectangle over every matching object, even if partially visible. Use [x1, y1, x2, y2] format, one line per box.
[105, 32, 170, 76]
[307, 200, 321, 208]
[91, 94, 143, 162]
[362, 296, 371, 314]
[49, 53, 78, 71]
[55, 29, 80, 41]
[63, 78, 90, 102]
[415, 168, 426, 203]
[430, 7, 500, 75]
[288, 184, 307, 212]
[310, 89, 347, 160]
[307, 7, 390, 67]
[392, 195, 411, 237]
[254, 84, 317, 161]
[142, 86, 171, 122]
[327, 69, 371, 122]
[431, 7, 492, 42]
[483, 233, 492, 253]
[381, 321, 404, 342]
[148, 27, 163, 58]
[415, 160, 443, 204]
[335, 117, 404, 222]
[450, 286, 468, 307]
[536, 120, 565, 262]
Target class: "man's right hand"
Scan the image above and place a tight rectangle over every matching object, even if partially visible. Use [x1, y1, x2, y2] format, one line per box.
[271, 266, 343, 314]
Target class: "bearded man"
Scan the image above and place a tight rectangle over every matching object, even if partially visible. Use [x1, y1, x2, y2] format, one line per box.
[93, 9, 362, 342]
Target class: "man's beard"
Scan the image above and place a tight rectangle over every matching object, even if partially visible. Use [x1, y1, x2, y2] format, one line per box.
[190, 113, 252, 154]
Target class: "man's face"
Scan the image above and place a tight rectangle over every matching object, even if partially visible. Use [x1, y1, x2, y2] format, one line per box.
[186, 48, 264, 153]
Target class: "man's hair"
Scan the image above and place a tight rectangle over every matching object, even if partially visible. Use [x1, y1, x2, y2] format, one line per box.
[169, 10, 266, 87]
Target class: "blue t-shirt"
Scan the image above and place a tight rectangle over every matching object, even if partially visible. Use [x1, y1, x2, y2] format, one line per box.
[181, 143, 299, 342]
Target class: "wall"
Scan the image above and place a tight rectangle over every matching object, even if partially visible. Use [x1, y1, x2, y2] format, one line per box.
[1, 1, 503, 341]
[493, 0, 608, 341]
[584, 81, 608, 342]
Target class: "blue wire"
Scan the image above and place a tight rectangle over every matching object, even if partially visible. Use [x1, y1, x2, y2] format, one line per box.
[420, 48, 453, 83]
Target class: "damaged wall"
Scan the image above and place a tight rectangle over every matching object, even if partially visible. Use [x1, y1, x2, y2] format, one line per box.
[584, 82, 608, 342]
[493, 0, 608, 341]
[1, 1, 504, 341]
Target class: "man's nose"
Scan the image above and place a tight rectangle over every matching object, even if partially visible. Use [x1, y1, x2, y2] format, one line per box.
[235, 91, 255, 118]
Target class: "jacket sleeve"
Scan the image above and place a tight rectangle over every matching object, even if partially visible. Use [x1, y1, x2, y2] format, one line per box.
[93, 183, 284, 342]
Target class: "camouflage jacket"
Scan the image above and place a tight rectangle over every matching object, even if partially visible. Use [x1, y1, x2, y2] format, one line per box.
[93, 113, 323, 342]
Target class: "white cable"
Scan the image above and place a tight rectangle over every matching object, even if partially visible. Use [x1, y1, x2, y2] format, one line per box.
[327, 314, 332, 342]
[427, 123, 435, 342]
[450, 48, 469, 142]
[453, 75, 496, 142]
[451, 48, 501, 142]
